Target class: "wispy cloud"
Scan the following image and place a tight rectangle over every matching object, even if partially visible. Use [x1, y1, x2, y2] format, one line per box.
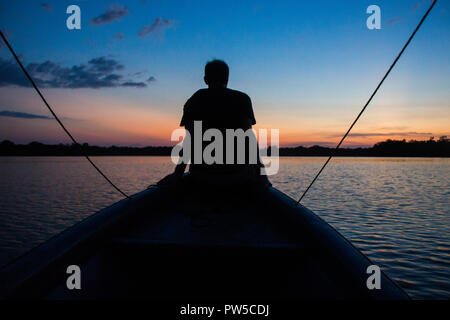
[0, 56, 149, 89]
[138, 17, 175, 38]
[384, 0, 432, 28]
[40, 3, 53, 12]
[113, 32, 125, 40]
[0, 110, 51, 120]
[121, 81, 147, 88]
[386, 17, 403, 26]
[147, 76, 156, 82]
[411, 0, 428, 12]
[330, 132, 434, 138]
[131, 71, 146, 77]
[91, 4, 129, 26]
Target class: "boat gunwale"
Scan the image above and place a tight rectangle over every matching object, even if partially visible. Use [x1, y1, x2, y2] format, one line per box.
[267, 188, 409, 299]
[0, 187, 161, 298]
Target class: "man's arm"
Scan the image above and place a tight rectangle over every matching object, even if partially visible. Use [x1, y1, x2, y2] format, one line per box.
[157, 145, 186, 186]
[172, 127, 190, 178]
[174, 122, 193, 176]
[174, 162, 187, 176]
[157, 94, 194, 186]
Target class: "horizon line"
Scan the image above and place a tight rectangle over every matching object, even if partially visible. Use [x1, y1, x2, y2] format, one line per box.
[1, 136, 447, 150]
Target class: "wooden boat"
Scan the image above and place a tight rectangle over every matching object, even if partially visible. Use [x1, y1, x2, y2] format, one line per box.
[0, 182, 409, 300]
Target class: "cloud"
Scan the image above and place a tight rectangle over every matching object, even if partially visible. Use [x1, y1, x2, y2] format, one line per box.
[341, 132, 433, 138]
[147, 76, 156, 82]
[0, 56, 149, 89]
[131, 71, 146, 77]
[0, 110, 51, 120]
[0, 58, 32, 87]
[40, 3, 52, 12]
[113, 32, 125, 40]
[91, 4, 129, 26]
[386, 17, 402, 26]
[121, 81, 147, 88]
[138, 17, 175, 38]
[411, 0, 435, 12]
[87, 56, 124, 73]
[412, 0, 427, 12]
[384, 0, 432, 29]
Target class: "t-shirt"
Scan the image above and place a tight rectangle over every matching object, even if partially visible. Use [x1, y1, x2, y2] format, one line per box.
[180, 87, 259, 174]
[180, 88, 256, 128]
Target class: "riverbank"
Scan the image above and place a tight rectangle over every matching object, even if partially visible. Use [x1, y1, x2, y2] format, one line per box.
[1, 137, 449, 157]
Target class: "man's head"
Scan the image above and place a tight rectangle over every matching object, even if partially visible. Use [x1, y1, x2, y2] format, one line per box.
[204, 59, 229, 88]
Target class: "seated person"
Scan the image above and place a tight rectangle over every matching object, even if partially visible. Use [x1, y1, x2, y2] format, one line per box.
[159, 59, 270, 188]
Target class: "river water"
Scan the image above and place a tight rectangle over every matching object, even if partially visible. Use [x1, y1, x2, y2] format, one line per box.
[0, 156, 448, 299]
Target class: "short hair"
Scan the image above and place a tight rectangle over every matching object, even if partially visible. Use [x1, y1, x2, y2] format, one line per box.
[205, 59, 229, 84]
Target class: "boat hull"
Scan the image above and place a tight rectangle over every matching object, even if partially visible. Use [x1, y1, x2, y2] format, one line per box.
[0, 185, 408, 300]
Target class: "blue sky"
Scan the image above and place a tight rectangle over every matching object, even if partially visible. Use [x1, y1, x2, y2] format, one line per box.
[0, 0, 448, 146]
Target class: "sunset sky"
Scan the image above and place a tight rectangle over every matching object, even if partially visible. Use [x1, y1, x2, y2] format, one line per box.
[0, 0, 448, 147]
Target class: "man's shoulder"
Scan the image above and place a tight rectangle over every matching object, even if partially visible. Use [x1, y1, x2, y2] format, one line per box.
[185, 89, 207, 108]
[190, 88, 250, 100]
[225, 88, 251, 103]
[226, 88, 250, 98]
[191, 88, 209, 97]
[188, 88, 251, 102]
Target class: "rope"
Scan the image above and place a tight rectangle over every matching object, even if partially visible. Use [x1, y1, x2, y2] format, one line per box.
[297, 0, 437, 205]
[0, 31, 132, 200]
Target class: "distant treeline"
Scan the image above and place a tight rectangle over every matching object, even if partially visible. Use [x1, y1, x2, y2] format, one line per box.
[274, 136, 450, 157]
[0, 141, 172, 156]
[0, 137, 449, 157]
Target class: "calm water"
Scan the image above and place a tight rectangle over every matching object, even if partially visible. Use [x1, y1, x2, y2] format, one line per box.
[0, 156, 448, 299]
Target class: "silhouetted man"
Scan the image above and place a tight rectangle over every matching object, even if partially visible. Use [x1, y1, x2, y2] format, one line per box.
[159, 59, 269, 187]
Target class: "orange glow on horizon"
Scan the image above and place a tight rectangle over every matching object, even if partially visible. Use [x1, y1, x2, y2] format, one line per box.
[0, 87, 447, 148]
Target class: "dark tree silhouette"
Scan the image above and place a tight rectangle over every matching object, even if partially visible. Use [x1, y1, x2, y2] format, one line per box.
[1, 137, 448, 157]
